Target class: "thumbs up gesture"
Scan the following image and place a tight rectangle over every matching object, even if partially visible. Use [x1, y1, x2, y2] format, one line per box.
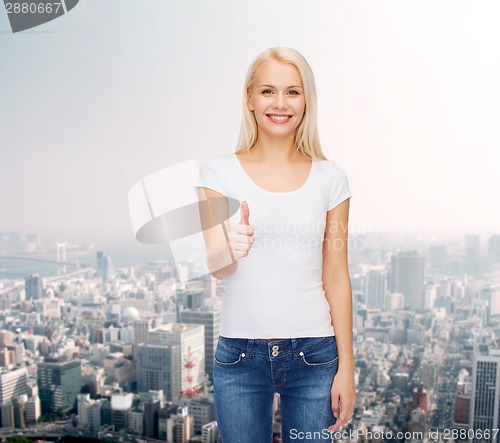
[228, 201, 255, 260]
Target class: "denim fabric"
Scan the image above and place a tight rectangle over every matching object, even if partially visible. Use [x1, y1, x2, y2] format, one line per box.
[213, 336, 339, 443]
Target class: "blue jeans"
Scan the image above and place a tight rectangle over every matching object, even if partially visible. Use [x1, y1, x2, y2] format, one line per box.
[213, 335, 339, 443]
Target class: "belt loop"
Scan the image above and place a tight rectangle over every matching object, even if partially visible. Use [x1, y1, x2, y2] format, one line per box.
[291, 338, 299, 359]
[246, 339, 254, 359]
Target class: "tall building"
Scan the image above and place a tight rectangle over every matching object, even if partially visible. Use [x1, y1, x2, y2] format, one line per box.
[38, 358, 82, 415]
[0, 367, 28, 405]
[428, 245, 447, 272]
[96, 250, 115, 282]
[148, 323, 206, 394]
[77, 394, 102, 433]
[138, 390, 164, 439]
[487, 235, 500, 267]
[179, 308, 220, 381]
[465, 235, 481, 275]
[133, 317, 162, 359]
[25, 273, 43, 300]
[176, 290, 205, 317]
[137, 344, 181, 401]
[470, 341, 500, 442]
[202, 421, 219, 443]
[168, 405, 194, 443]
[364, 270, 387, 309]
[389, 250, 425, 310]
[111, 393, 133, 431]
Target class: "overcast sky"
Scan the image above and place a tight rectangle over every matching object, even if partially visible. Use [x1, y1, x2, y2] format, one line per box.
[1, 0, 499, 259]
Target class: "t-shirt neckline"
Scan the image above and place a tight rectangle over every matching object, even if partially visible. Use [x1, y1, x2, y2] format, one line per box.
[232, 153, 315, 195]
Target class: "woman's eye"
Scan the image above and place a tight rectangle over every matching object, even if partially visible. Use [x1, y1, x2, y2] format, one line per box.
[262, 90, 273, 95]
[288, 90, 299, 95]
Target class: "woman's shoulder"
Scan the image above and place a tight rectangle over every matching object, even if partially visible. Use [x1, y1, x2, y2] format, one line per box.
[201, 152, 235, 168]
[315, 157, 349, 178]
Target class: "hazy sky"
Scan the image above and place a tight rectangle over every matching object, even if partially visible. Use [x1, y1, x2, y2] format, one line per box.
[1, 0, 499, 258]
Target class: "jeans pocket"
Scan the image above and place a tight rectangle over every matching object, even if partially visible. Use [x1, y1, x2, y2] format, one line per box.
[214, 342, 246, 367]
[299, 337, 339, 368]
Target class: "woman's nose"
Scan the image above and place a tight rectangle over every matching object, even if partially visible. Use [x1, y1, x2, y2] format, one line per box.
[273, 94, 288, 110]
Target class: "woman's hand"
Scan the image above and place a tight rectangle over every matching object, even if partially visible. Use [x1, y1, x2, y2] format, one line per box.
[327, 366, 356, 433]
[227, 201, 254, 260]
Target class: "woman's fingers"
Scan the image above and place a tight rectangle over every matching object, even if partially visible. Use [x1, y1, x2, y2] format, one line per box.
[228, 223, 254, 260]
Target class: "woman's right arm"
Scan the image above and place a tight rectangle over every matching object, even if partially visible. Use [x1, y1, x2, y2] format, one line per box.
[197, 187, 238, 280]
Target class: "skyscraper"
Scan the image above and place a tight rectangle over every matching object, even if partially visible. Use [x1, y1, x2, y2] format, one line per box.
[389, 250, 425, 310]
[38, 358, 82, 415]
[428, 245, 447, 272]
[487, 235, 500, 267]
[147, 323, 206, 394]
[465, 235, 481, 275]
[365, 270, 387, 309]
[179, 308, 220, 381]
[0, 367, 28, 405]
[470, 340, 500, 442]
[25, 273, 43, 300]
[137, 343, 181, 401]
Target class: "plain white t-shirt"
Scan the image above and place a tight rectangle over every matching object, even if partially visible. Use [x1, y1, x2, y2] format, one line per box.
[197, 152, 352, 338]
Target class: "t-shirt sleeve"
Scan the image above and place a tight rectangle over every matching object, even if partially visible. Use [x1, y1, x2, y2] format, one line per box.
[195, 156, 227, 196]
[328, 163, 352, 211]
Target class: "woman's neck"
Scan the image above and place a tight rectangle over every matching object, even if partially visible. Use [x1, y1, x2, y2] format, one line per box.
[248, 134, 305, 164]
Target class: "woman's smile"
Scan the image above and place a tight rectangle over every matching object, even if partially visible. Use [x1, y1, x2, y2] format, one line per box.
[266, 113, 294, 124]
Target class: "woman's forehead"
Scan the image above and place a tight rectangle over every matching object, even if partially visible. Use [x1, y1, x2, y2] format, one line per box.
[254, 60, 303, 86]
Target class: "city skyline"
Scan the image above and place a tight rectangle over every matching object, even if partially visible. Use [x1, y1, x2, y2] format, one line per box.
[1, 0, 499, 251]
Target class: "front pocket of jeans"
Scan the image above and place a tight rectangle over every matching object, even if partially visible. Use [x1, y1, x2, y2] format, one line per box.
[300, 341, 338, 367]
[214, 344, 244, 367]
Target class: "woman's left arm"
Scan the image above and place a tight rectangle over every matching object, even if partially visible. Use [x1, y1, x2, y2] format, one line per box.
[321, 197, 356, 432]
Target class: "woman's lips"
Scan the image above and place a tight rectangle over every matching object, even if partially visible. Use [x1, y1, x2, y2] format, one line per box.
[266, 114, 293, 124]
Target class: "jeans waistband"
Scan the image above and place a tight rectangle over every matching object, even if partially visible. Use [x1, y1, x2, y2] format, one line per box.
[218, 335, 335, 360]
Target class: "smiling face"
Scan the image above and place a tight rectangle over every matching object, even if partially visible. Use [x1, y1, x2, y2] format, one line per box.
[247, 60, 306, 143]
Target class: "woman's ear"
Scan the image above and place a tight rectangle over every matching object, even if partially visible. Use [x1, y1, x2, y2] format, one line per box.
[247, 88, 254, 112]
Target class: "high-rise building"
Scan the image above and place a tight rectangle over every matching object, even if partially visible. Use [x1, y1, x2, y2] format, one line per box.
[168, 405, 194, 443]
[428, 245, 447, 272]
[25, 273, 43, 300]
[453, 374, 471, 429]
[364, 270, 387, 309]
[38, 358, 82, 415]
[96, 250, 115, 282]
[148, 323, 205, 394]
[133, 317, 162, 359]
[77, 394, 102, 433]
[137, 344, 181, 401]
[389, 250, 425, 310]
[179, 308, 220, 381]
[202, 421, 219, 443]
[0, 367, 28, 405]
[138, 390, 164, 438]
[470, 341, 500, 442]
[465, 235, 481, 275]
[487, 235, 500, 267]
[111, 393, 133, 431]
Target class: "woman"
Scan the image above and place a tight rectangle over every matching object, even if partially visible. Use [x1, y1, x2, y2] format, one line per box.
[197, 47, 355, 443]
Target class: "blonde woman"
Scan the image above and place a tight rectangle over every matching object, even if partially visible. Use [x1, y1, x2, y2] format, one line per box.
[197, 47, 356, 443]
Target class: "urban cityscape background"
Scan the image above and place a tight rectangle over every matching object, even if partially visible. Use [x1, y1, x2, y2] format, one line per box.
[0, 229, 498, 442]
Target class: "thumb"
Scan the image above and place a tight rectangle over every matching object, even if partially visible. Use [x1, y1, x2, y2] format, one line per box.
[239, 201, 250, 225]
[331, 396, 340, 419]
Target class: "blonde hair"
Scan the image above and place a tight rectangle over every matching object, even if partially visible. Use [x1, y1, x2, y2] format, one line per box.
[236, 47, 328, 161]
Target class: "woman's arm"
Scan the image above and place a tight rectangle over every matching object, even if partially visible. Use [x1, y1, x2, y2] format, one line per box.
[197, 187, 238, 280]
[322, 197, 356, 431]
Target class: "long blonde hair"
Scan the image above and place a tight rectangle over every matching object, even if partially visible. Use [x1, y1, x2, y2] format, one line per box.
[236, 47, 328, 161]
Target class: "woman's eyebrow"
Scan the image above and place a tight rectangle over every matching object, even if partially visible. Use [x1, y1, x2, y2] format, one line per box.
[257, 84, 303, 89]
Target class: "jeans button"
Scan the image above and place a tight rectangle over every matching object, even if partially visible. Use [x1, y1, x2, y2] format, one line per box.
[272, 345, 279, 351]
[272, 350, 279, 357]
